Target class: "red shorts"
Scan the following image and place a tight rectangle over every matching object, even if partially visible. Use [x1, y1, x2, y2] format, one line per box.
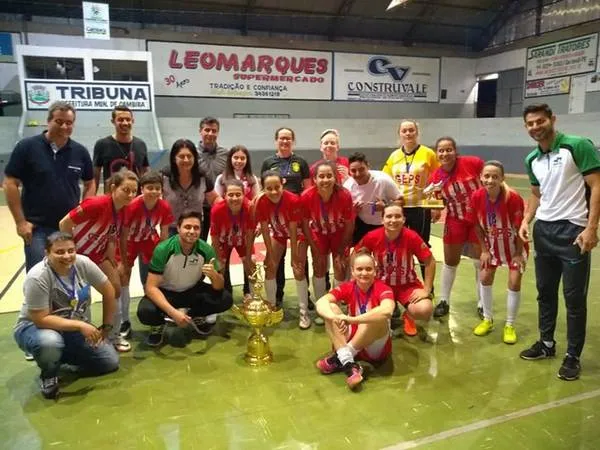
[443, 217, 478, 245]
[311, 231, 346, 255]
[272, 232, 306, 246]
[348, 326, 392, 362]
[219, 244, 247, 259]
[391, 281, 426, 307]
[117, 240, 157, 266]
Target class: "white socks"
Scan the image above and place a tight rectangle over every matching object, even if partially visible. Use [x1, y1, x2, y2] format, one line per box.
[265, 279, 277, 306]
[440, 264, 458, 304]
[506, 289, 520, 325]
[472, 259, 482, 307]
[336, 343, 358, 366]
[295, 278, 309, 312]
[480, 284, 493, 320]
[313, 276, 327, 301]
[120, 285, 130, 321]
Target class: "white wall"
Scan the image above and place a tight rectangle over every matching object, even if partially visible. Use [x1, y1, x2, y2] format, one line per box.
[475, 48, 526, 76]
[440, 57, 477, 104]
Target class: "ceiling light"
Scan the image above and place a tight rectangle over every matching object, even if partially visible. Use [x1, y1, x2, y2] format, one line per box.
[387, 0, 409, 11]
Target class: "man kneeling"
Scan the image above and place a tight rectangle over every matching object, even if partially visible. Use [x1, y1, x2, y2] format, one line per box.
[315, 249, 395, 390]
[13, 232, 119, 399]
[137, 210, 233, 347]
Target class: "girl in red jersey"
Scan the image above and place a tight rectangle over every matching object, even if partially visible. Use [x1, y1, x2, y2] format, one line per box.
[309, 129, 350, 184]
[466, 161, 528, 344]
[117, 170, 174, 339]
[357, 204, 435, 336]
[254, 170, 311, 328]
[59, 168, 138, 352]
[315, 249, 396, 390]
[426, 137, 484, 319]
[211, 179, 256, 300]
[301, 161, 354, 301]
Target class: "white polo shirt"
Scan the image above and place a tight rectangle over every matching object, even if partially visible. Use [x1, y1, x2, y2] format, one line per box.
[525, 132, 600, 227]
[343, 170, 401, 225]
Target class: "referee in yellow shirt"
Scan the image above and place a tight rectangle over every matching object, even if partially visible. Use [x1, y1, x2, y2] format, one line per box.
[383, 119, 440, 277]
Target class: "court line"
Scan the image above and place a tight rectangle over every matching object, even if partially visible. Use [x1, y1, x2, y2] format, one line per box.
[383, 388, 600, 450]
[0, 263, 25, 302]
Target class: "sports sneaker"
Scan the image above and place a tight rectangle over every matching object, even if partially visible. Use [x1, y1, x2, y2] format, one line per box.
[558, 354, 581, 381]
[299, 310, 311, 330]
[39, 376, 59, 399]
[119, 320, 132, 339]
[344, 362, 364, 390]
[402, 311, 417, 336]
[316, 354, 343, 374]
[519, 340, 556, 360]
[192, 317, 215, 336]
[473, 318, 494, 336]
[146, 325, 165, 347]
[24, 352, 34, 361]
[503, 324, 517, 345]
[313, 315, 324, 326]
[477, 306, 484, 320]
[433, 301, 449, 318]
[113, 336, 132, 352]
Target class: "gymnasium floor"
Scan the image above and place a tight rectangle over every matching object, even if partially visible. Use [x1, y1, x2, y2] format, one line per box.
[1, 177, 599, 449]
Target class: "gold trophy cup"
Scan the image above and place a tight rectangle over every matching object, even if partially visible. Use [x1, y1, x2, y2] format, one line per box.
[231, 263, 283, 366]
[421, 180, 445, 209]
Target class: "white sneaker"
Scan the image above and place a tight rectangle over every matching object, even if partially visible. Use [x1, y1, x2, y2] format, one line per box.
[299, 310, 311, 329]
[112, 336, 132, 352]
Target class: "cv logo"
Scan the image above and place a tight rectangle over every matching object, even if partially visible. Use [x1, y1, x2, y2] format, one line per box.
[367, 56, 410, 81]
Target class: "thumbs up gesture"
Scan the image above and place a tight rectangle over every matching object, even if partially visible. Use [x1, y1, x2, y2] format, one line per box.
[202, 257, 218, 278]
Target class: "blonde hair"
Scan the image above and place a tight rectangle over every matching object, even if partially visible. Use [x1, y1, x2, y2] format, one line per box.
[350, 247, 377, 268]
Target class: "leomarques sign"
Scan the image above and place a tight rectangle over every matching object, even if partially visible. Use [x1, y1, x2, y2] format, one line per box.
[333, 52, 440, 102]
[25, 81, 152, 110]
[526, 33, 598, 81]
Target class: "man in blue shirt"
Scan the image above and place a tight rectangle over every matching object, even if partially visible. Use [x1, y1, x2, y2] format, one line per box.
[3, 101, 95, 272]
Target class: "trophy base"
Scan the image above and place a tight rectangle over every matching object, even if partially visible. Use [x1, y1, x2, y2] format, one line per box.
[420, 201, 445, 210]
[245, 329, 274, 366]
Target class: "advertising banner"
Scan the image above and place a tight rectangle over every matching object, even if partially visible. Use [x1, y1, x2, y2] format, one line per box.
[333, 52, 440, 102]
[25, 81, 152, 110]
[82, 2, 110, 40]
[526, 33, 597, 81]
[524, 76, 571, 98]
[148, 41, 332, 100]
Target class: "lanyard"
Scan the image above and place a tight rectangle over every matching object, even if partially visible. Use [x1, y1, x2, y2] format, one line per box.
[273, 196, 283, 227]
[51, 267, 77, 300]
[402, 147, 418, 173]
[142, 202, 154, 227]
[228, 206, 243, 234]
[278, 156, 292, 177]
[385, 230, 402, 264]
[111, 201, 121, 232]
[319, 196, 329, 225]
[485, 191, 501, 228]
[353, 283, 373, 315]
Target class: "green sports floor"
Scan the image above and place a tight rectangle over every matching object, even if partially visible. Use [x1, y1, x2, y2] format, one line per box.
[1, 177, 600, 450]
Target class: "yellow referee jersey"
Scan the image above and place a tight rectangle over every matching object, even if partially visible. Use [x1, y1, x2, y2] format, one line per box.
[382, 145, 440, 207]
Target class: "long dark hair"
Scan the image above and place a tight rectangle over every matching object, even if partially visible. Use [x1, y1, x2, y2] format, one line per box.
[221, 145, 256, 187]
[168, 139, 202, 188]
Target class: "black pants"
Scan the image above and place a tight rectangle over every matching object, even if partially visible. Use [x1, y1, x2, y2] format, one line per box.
[137, 282, 233, 326]
[201, 205, 212, 242]
[404, 207, 432, 283]
[352, 217, 381, 246]
[533, 220, 590, 357]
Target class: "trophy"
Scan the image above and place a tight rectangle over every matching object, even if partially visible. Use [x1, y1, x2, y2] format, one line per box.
[231, 263, 283, 366]
[421, 180, 445, 209]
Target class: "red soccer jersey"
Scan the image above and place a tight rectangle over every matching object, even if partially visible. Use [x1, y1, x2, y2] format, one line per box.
[428, 156, 483, 220]
[466, 187, 529, 266]
[330, 279, 394, 333]
[301, 186, 354, 235]
[211, 198, 254, 248]
[310, 156, 350, 184]
[358, 227, 432, 287]
[254, 190, 301, 241]
[69, 195, 123, 263]
[123, 196, 174, 244]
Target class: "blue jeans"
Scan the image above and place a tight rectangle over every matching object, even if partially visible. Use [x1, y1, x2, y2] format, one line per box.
[24, 226, 58, 272]
[14, 322, 119, 379]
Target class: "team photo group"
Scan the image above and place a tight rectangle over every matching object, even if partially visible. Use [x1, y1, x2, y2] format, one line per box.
[4, 100, 599, 399]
